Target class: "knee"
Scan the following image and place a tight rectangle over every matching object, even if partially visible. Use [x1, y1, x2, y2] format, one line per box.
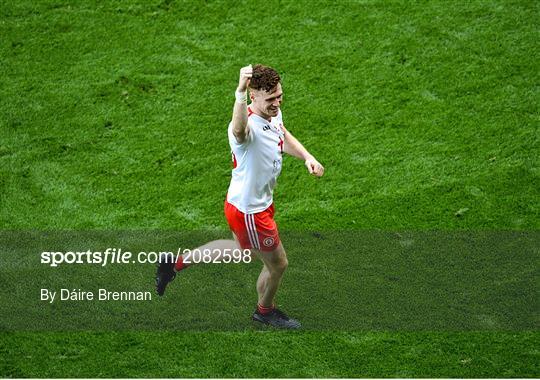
[270, 257, 288, 276]
[281, 257, 289, 272]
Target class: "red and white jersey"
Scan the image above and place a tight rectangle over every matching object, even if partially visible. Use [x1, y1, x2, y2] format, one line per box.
[227, 107, 285, 214]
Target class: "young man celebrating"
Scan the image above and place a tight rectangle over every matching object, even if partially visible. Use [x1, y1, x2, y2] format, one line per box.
[156, 64, 324, 329]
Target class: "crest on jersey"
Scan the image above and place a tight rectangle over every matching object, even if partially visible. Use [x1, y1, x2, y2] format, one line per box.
[263, 237, 275, 247]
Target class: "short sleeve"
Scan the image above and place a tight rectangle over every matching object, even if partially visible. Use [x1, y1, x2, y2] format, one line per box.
[228, 121, 253, 149]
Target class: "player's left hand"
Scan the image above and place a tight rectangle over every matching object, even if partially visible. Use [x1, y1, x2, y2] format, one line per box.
[305, 157, 324, 177]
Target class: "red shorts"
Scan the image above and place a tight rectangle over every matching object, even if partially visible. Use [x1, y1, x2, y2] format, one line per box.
[224, 200, 280, 252]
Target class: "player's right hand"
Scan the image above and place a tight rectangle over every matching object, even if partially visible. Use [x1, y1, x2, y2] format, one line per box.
[237, 64, 252, 92]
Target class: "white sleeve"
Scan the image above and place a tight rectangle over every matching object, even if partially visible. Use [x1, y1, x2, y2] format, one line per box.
[228, 121, 254, 148]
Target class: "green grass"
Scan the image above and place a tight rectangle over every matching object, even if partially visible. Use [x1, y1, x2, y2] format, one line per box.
[1, 231, 538, 331]
[1, 0, 538, 377]
[1, 332, 538, 378]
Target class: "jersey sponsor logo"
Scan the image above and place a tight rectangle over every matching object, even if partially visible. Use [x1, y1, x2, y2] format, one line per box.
[263, 125, 271, 131]
[272, 159, 282, 174]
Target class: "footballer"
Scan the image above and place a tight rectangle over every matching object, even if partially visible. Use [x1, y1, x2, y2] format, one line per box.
[156, 64, 324, 329]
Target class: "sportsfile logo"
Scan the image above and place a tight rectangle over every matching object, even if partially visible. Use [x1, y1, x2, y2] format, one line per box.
[40, 248, 251, 267]
[41, 248, 140, 267]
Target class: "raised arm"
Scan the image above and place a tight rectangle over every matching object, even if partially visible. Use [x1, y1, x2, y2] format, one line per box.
[231, 65, 253, 143]
[282, 126, 325, 177]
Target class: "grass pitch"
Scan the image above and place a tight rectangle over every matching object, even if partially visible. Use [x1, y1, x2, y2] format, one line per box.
[1, 0, 539, 377]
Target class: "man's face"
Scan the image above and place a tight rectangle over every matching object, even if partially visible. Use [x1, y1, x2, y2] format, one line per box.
[251, 83, 283, 119]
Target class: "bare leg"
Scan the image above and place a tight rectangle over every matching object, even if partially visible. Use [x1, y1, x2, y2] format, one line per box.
[157, 237, 245, 296]
[254, 242, 288, 307]
[179, 239, 241, 269]
[257, 265, 270, 303]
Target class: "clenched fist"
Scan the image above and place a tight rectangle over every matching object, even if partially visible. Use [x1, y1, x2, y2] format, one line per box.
[237, 65, 253, 92]
[305, 157, 325, 177]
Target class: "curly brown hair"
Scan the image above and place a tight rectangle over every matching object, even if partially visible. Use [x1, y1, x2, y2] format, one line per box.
[249, 64, 281, 93]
